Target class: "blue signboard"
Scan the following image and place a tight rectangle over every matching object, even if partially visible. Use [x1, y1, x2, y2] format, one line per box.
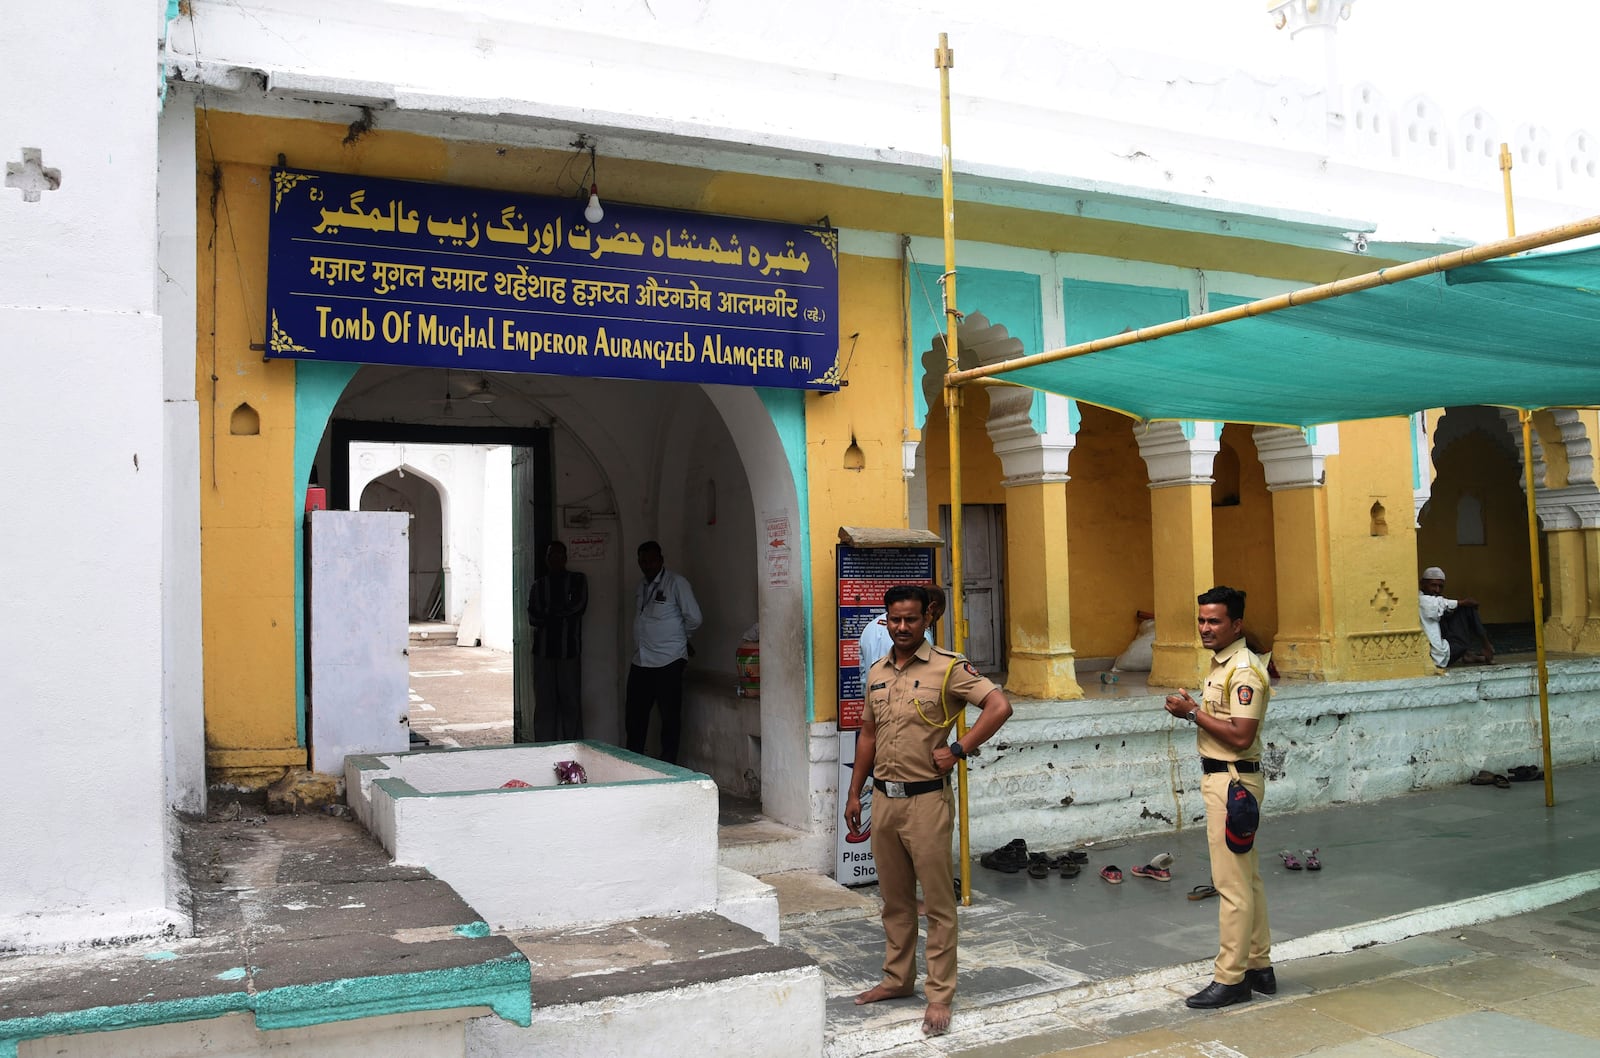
[265, 168, 840, 390]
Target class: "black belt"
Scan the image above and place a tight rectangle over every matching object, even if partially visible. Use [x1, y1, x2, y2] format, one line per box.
[1201, 758, 1259, 774]
[873, 777, 949, 798]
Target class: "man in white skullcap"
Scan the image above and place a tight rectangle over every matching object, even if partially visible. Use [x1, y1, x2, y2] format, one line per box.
[1419, 566, 1495, 668]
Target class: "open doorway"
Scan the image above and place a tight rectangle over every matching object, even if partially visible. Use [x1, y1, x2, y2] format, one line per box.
[297, 365, 813, 846]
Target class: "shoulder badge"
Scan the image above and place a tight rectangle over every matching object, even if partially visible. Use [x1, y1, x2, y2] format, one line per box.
[1236, 685, 1254, 706]
[961, 661, 982, 679]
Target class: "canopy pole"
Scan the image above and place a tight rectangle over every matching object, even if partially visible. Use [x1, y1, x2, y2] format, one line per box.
[1499, 144, 1555, 806]
[1520, 411, 1556, 806]
[935, 31, 972, 906]
[946, 212, 1600, 386]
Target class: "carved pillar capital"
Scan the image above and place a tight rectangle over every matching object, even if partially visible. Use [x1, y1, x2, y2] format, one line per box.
[1135, 420, 1221, 487]
[1253, 424, 1340, 491]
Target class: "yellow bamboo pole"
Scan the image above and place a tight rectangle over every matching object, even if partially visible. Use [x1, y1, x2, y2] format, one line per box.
[1519, 410, 1556, 806]
[945, 213, 1600, 386]
[935, 31, 972, 905]
[1501, 142, 1556, 807]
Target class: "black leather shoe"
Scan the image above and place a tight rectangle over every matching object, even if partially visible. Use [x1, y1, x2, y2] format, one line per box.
[1245, 967, 1277, 994]
[1185, 980, 1253, 1009]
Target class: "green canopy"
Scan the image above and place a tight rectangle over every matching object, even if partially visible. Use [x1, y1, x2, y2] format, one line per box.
[1000, 244, 1600, 428]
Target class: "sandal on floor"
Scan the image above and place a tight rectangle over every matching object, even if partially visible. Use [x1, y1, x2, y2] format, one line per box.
[1062, 848, 1090, 865]
[1130, 863, 1172, 882]
[1279, 850, 1302, 871]
[1508, 765, 1543, 782]
[1303, 848, 1321, 871]
[1187, 884, 1218, 900]
[1100, 865, 1123, 884]
[1059, 859, 1082, 879]
[1027, 859, 1052, 879]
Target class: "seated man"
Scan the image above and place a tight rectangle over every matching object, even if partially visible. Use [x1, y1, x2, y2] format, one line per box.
[1418, 566, 1495, 667]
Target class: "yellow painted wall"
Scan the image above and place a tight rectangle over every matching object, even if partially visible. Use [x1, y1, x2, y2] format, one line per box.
[803, 253, 916, 724]
[1065, 404, 1154, 658]
[1325, 418, 1432, 675]
[1417, 426, 1534, 623]
[1213, 424, 1278, 647]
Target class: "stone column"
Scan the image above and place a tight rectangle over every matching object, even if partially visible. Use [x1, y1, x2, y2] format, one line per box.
[1505, 408, 1600, 652]
[1254, 425, 1339, 678]
[1136, 421, 1221, 689]
[986, 387, 1082, 699]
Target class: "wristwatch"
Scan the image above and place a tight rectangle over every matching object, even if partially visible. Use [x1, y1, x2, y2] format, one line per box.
[948, 741, 970, 760]
[1185, 708, 1199, 724]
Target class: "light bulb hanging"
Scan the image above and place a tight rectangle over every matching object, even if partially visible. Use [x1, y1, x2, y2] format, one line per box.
[583, 143, 604, 224]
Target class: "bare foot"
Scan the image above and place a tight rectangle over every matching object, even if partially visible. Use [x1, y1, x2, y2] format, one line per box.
[854, 984, 914, 1006]
[922, 1002, 951, 1036]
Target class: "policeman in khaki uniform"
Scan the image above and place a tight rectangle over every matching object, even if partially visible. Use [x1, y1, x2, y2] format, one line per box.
[1164, 585, 1274, 1009]
[845, 584, 1012, 1038]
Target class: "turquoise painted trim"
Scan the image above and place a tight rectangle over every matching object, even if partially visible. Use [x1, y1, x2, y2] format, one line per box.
[910, 264, 1045, 429]
[0, 954, 530, 1052]
[0, 992, 252, 1056]
[454, 922, 491, 938]
[159, 0, 180, 104]
[1411, 412, 1424, 490]
[1180, 420, 1196, 441]
[254, 956, 532, 1030]
[756, 388, 815, 721]
[292, 362, 360, 745]
[1029, 393, 1081, 436]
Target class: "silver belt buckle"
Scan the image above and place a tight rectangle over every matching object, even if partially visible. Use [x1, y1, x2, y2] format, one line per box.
[884, 781, 907, 798]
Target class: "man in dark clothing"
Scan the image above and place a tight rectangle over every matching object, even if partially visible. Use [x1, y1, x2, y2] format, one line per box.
[524, 541, 588, 742]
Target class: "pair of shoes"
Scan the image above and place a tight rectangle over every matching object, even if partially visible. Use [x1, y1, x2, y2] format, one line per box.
[1187, 883, 1218, 900]
[1281, 849, 1323, 871]
[1058, 858, 1082, 879]
[980, 839, 1028, 872]
[1131, 863, 1172, 882]
[1100, 865, 1123, 884]
[1185, 979, 1252, 1009]
[1508, 765, 1543, 782]
[1061, 848, 1090, 865]
[1244, 967, 1278, 995]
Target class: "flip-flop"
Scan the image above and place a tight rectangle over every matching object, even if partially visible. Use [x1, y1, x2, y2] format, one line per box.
[1187, 884, 1218, 900]
[1302, 848, 1321, 871]
[1508, 765, 1543, 782]
[1058, 859, 1082, 879]
[1468, 770, 1499, 785]
[1027, 859, 1051, 879]
[1062, 848, 1090, 865]
[1130, 863, 1172, 882]
[1279, 850, 1302, 870]
[1493, 774, 1511, 789]
[1100, 865, 1123, 884]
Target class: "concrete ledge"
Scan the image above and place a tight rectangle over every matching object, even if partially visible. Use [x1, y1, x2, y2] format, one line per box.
[716, 867, 779, 943]
[958, 656, 1600, 853]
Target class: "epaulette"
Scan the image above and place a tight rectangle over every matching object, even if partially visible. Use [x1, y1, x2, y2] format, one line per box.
[931, 646, 963, 658]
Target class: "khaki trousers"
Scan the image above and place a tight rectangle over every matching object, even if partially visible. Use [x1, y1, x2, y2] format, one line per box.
[1201, 768, 1271, 984]
[870, 785, 957, 1004]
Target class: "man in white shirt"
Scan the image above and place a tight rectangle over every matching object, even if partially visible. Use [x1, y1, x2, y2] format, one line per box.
[625, 540, 703, 764]
[1419, 566, 1495, 668]
[858, 586, 946, 686]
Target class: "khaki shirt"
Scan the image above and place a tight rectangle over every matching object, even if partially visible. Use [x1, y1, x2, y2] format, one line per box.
[1196, 637, 1269, 761]
[866, 641, 998, 783]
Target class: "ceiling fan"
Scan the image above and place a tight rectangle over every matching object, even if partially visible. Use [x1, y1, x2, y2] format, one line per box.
[425, 369, 497, 415]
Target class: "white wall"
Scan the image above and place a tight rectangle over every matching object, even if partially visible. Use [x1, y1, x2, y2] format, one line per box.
[0, 4, 181, 948]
